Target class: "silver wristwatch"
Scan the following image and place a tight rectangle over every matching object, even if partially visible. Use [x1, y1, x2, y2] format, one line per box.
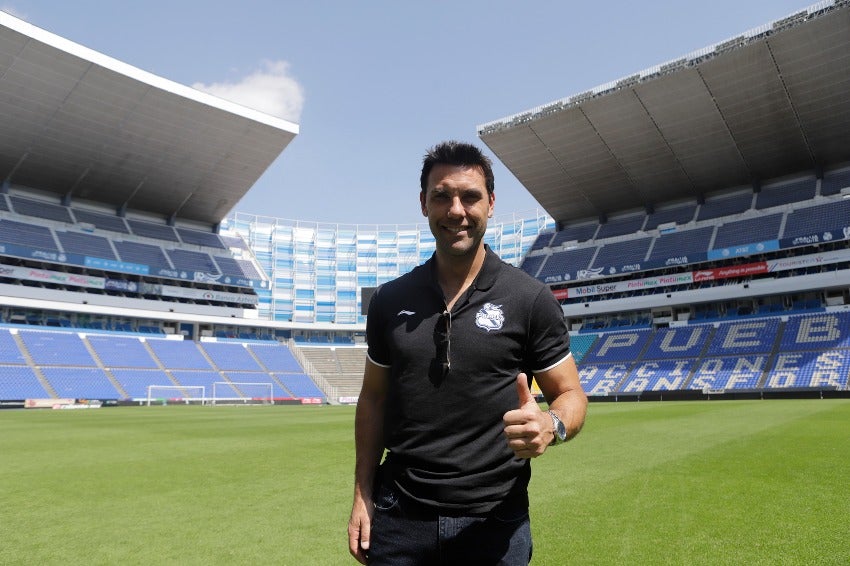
[547, 410, 567, 445]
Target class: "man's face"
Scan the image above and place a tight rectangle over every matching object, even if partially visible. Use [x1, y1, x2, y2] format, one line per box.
[420, 163, 494, 258]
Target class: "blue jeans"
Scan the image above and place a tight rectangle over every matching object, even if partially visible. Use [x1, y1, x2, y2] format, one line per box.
[368, 481, 533, 565]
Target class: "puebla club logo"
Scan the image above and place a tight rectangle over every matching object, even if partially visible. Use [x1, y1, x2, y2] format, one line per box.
[475, 303, 505, 332]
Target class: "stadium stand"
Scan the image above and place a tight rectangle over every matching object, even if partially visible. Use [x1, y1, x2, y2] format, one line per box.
[3, 3, 850, 407]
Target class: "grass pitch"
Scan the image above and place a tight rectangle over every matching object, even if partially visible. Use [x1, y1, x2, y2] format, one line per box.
[1, 399, 848, 565]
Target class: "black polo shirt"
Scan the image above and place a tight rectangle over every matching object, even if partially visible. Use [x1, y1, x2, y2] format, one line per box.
[366, 245, 571, 514]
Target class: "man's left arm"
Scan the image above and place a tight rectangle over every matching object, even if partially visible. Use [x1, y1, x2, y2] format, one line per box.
[503, 355, 587, 458]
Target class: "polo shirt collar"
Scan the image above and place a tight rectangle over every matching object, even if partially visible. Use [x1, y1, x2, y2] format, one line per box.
[420, 244, 501, 291]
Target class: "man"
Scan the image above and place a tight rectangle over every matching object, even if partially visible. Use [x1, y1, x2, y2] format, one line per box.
[348, 141, 587, 565]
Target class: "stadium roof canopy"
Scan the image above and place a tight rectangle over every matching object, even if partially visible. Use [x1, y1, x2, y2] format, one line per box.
[478, 0, 850, 226]
[0, 12, 298, 226]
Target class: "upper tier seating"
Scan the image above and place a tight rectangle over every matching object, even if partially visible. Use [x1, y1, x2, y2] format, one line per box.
[0, 219, 59, 250]
[696, 191, 753, 221]
[596, 215, 646, 240]
[214, 256, 254, 280]
[519, 254, 545, 278]
[10, 196, 73, 223]
[112, 240, 173, 271]
[712, 213, 783, 248]
[783, 199, 850, 240]
[55, 231, 116, 259]
[643, 203, 697, 230]
[166, 249, 217, 273]
[551, 224, 597, 246]
[755, 178, 816, 209]
[537, 247, 597, 281]
[72, 209, 130, 233]
[648, 226, 715, 261]
[820, 168, 850, 196]
[176, 228, 225, 249]
[529, 233, 554, 251]
[591, 237, 653, 270]
[220, 234, 250, 251]
[126, 219, 179, 242]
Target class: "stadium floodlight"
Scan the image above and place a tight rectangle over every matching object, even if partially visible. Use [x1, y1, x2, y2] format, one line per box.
[146, 385, 206, 406]
[211, 382, 274, 406]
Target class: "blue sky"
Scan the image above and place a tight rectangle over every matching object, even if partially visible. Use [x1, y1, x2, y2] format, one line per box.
[7, 0, 813, 225]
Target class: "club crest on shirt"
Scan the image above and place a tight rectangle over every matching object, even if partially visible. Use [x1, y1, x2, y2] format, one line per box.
[475, 303, 505, 332]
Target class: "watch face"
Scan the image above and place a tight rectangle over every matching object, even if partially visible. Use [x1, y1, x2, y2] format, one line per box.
[556, 419, 567, 441]
[549, 411, 567, 442]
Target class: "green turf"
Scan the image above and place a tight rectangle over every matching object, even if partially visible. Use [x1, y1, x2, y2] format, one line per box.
[1, 400, 848, 565]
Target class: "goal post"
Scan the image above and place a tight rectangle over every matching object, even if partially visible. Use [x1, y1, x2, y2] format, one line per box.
[211, 382, 275, 406]
[146, 385, 206, 406]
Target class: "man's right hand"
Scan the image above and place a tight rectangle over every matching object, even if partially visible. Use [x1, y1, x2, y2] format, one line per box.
[348, 495, 373, 564]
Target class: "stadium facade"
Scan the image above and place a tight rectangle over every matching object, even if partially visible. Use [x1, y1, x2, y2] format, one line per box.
[221, 210, 554, 325]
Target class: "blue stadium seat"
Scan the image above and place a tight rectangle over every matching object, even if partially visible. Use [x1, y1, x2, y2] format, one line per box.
[249, 344, 304, 372]
[18, 330, 97, 366]
[147, 340, 212, 370]
[712, 213, 783, 248]
[0, 330, 26, 364]
[41, 367, 122, 399]
[87, 335, 159, 368]
[201, 342, 262, 371]
[0, 365, 50, 398]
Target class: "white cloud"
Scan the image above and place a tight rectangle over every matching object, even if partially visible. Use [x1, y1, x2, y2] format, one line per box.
[193, 60, 304, 123]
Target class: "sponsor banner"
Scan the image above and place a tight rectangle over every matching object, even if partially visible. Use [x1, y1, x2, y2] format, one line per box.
[590, 252, 710, 278]
[0, 242, 68, 264]
[693, 262, 768, 282]
[338, 396, 359, 404]
[300, 397, 323, 404]
[563, 272, 694, 299]
[766, 248, 850, 273]
[0, 264, 106, 289]
[85, 256, 149, 275]
[707, 239, 780, 261]
[104, 278, 140, 293]
[780, 225, 850, 249]
[0, 400, 26, 409]
[152, 267, 262, 289]
[194, 271, 223, 284]
[158, 283, 259, 305]
[25, 398, 76, 409]
[643, 252, 708, 271]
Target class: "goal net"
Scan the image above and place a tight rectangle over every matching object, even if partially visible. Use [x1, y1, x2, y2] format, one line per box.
[211, 382, 275, 405]
[146, 385, 206, 406]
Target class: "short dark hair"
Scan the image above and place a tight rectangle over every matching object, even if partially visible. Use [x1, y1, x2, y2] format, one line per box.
[420, 141, 495, 194]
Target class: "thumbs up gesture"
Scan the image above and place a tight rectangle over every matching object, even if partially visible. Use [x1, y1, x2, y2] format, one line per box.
[503, 373, 552, 459]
